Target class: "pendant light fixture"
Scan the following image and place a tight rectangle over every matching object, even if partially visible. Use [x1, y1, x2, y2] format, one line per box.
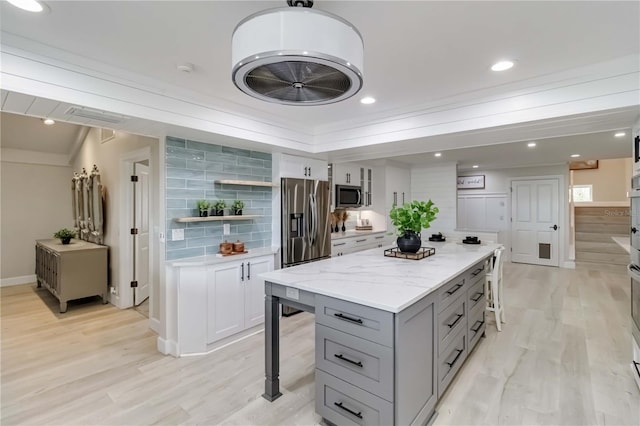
[231, 1, 364, 105]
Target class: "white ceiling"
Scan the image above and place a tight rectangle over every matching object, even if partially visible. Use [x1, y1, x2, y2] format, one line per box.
[0, 0, 638, 167]
[0, 112, 86, 154]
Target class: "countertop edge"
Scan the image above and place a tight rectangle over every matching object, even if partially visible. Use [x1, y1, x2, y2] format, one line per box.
[166, 247, 277, 267]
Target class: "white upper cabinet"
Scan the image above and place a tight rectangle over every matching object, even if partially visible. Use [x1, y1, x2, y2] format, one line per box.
[277, 153, 328, 180]
[333, 163, 362, 186]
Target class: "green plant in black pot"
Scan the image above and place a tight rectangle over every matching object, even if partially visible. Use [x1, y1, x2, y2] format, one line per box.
[231, 200, 245, 215]
[54, 228, 76, 245]
[389, 200, 439, 253]
[196, 200, 211, 217]
[212, 199, 226, 216]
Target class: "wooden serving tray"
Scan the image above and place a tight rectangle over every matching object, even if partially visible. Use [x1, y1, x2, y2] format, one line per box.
[216, 251, 249, 257]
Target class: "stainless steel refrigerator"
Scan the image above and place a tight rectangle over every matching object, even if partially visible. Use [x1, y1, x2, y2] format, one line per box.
[281, 177, 331, 314]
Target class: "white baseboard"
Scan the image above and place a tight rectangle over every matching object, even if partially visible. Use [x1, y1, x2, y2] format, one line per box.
[1, 274, 37, 287]
[562, 260, 576, 269]
[157, 337, 178, 357]
[149, 317, 160, 333]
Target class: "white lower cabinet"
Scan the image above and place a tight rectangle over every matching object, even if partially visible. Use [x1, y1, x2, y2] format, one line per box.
[331, 232, 389, 257]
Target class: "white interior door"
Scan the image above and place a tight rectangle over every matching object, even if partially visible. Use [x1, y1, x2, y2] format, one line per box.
[134, 162, 150, 305]
[511, 178, 560, 266]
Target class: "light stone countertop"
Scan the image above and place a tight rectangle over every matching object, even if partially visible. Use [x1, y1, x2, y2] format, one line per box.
[166, 247, 277, 267]
[611, 236, 631, 254]
[260, 241, 501, 313]
[330, 229, 389, 240]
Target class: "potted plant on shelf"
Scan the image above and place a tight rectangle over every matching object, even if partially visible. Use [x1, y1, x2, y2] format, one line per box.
[196, 200, 211, 217]
[231, 200, 245, 215]
[54, 228, 76, 245]
[212, 200, 226, 216]
[389, 200, 439, 253]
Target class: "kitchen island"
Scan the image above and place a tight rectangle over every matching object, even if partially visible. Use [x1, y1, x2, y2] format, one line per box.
[260, 241, 501, 425]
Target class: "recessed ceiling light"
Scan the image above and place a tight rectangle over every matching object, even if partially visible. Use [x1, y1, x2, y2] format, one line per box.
[472, 165, 479, 168]
[527, 142, 537, 148]
[615, 132, 626, 138]
[7, 0, 43, 12]
[570, 154, 580, 158]
[43, 118, 55, 125]
[360, 97, 376, 104]
[434, 152, 442, 157]
[491, 60, 514, 72]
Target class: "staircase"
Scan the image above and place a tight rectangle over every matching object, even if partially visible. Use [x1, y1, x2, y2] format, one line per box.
[574, 206, 629, 272]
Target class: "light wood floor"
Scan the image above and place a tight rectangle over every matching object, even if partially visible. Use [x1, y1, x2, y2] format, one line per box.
[2, 262, 639, 425]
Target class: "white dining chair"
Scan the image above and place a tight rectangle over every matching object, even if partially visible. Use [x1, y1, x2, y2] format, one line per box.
[485, 246, 506, 331]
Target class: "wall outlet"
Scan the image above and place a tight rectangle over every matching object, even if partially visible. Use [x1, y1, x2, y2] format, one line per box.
[223, 223, 230, 235]
[172, 229, 184, 241]
[110, 286, 117, 295]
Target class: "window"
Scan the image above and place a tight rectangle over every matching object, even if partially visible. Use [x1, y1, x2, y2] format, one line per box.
[572, 185, 593, 202]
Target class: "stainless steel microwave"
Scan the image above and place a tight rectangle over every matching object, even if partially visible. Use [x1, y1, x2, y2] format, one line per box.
[335, 184, 362, 208]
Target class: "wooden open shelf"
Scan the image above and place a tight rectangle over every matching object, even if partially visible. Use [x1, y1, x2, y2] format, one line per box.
[173, 215, 262, 223]
[214, 180, 278, 187]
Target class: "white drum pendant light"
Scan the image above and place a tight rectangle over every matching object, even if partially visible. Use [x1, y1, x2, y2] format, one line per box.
[232, 2, 364, 105]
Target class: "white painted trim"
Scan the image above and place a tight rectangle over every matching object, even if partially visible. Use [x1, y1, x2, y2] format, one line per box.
[67, 126, 91, 164]
[562, 261, 576, 269]
[157, 337, 178, 357]
[149, 317, 160, 334]
[156, 136, 168, 352]
[0, 274, 36, 287]
[1, 148, 69, 166]
[574, 201, 629, 207]
[178, 328, 264, 358]
[119, 146, 152, 310]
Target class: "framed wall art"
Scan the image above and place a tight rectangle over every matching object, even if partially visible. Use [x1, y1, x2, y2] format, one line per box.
[457, 175, 485, 189]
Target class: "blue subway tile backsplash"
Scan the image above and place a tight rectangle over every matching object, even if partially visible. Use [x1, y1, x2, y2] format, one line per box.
[166, 137, 273, 260]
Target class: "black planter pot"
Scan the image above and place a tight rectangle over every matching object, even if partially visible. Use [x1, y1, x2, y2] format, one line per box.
[214, 209, 224, 216]
[61, 237, 72, 245]
[397, 231, 421, 253]
[199, 210, 208, 217]
[234, 209, 242, 216]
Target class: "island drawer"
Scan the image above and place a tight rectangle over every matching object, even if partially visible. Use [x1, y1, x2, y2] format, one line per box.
[437, 328, 467, 399]
[467, 275, 485, 313]
[438, 274, 466, 312]
[316, 295, 394, 347]
[437, 294, 466, 355]
[316, 324, 394, 402]
[468, 303, 485, 352]
[466, 261, 486, 287]
[316, 369, 394, 426]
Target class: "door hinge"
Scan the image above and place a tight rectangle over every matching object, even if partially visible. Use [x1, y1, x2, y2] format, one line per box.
[130, 228, 139, 235]
[131, 175, 138, 182]
[510, 187, 513, 192]
[130, 280, 138, 288]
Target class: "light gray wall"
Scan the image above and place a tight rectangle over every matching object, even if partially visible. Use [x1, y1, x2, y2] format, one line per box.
[165, 137, 273, 260]
[411, 163, 458, 234]
[0, 162, 72, 281]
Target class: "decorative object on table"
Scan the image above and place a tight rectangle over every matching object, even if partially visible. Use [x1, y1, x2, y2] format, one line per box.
[212, 199, 226, 216]
[457, 175, 485, 189]
[196, 199, 211, 217]
[384, 246, 436, 260]
[231, 199, 245, 215]
[390, 199, 439, 253]
[339, 209, 349, 232]
[463, 236, 481, 244]
[330, 211, 336, 233]
[219, 240, 233, 255]
[232, 240, 245, 253]
[428, 232, 446, 242]
[53, 228, 76, 245]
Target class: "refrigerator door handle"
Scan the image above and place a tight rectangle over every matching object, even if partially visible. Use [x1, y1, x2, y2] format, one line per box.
[308, 193, 315, 245]
[357, 190, 361, 206]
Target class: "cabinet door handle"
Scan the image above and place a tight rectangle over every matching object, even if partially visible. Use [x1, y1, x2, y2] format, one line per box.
[446, 348, 464, 368]
[402, 192, 405, 204]
[333, 242, 346, 246]
[308, 166, 311, 176]
[355, 239, 367, 243]
[445, 283, 463, 295]
[393, 192, 397, 205]
[334, 402, 363, 419]
[471, 319, 485, 333]
[471, 267, 484, 276]
[304, 166, 308, 176]
[334, 312, 363, 324]
[471, 291, 484, 302]
[247, 262, 250, 280]
[334, 353, 363, 368]
[375, 235, 384, 239]
[447, 313, 464, 328]
[241, 262, 244, 281]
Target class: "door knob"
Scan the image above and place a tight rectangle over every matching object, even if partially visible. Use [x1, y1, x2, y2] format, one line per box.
[549, 224, 558, 230]
[632, 227, 637, 234]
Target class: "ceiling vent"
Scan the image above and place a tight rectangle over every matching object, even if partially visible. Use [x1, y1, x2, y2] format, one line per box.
[231, 2, 364, 106]
[65, 106, 128, 124]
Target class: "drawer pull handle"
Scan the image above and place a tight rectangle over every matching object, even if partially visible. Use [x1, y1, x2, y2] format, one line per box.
[471, 291, 484, 302]
[471, 267, 484, 276]
[334, 312, 363, 324]
[471, 319, 485, 333]
[375, 235, 384, 239]
[355, 239, 367, 243]
[334, 353, 363, 368]
[447, 313, 464, 328]
[446, 348, 464, 369]
[334, 402, 363, 419]
[333, 242, 346, 247]
[445, 283, 463, 296]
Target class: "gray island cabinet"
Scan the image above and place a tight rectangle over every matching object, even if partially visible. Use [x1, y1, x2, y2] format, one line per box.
[260, 241, 500, 425]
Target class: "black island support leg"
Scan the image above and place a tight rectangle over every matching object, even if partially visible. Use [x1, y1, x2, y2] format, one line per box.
[263, 288, 282, 402]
